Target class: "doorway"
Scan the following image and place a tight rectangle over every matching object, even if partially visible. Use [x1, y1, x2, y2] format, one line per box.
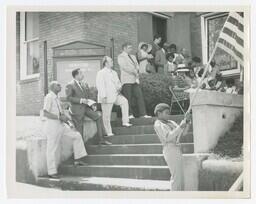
[152, 15, 167, 47]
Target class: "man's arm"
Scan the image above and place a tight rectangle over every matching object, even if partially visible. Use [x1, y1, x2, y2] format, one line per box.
[65, 84, 83, 104]
[118, 55, 137, 76]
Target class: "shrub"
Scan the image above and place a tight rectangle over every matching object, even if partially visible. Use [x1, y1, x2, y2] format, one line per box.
[139, 73, 173, 116]
[212, 113, 243, 158]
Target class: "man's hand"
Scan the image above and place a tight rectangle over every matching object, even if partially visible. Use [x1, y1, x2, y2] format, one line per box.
[59, 114, 69, 123]
[80, 98, 88, 104]
[179, 119, 187, 129]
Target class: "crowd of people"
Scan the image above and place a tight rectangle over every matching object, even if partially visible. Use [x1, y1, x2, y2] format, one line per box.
[40, 36, 242, 191]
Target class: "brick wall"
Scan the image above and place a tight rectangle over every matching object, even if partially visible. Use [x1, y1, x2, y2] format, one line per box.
[16, 12, 139, 115]
[190, 13, 202, 59]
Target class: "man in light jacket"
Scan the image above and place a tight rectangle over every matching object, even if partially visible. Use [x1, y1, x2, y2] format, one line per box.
[96, 56, 132, 136]
[118, 42, 151, 119]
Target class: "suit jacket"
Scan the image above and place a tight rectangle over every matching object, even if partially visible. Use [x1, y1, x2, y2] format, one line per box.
[65, 79, 90, 117]
[155, 48, 167, 69]
[118, 51, 139, 84]
[96, 67, 122, 103]
[150, 42, 161, 57]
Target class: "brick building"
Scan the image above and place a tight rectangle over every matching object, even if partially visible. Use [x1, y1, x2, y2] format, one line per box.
[16, 12, 242, 115]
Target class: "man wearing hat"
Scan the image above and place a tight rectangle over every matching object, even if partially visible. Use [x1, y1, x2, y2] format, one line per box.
[155, 42, 169, 73]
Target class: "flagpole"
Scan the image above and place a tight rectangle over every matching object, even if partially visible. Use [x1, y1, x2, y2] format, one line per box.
[176, 12, 231, 143]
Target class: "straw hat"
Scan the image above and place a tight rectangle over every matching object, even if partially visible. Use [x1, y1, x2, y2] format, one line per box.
[176, 64, 189, 72]
[138, 42, 152, 53]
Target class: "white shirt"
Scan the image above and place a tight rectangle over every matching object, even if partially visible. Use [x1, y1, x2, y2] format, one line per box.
[96, 67, 122, 103]
[43, 91, 63, 116]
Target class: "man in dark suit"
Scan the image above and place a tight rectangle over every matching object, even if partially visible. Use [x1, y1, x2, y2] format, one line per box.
[155, 42, 169, 74]
[65, 68, 111, 145]
[150, 34, 162, 72]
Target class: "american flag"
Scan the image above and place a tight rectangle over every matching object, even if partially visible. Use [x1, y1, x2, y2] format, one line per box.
[216, 12, 244, 66]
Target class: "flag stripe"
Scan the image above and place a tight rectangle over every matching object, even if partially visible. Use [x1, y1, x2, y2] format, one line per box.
[237, 12, 244, 18]
[225, 21, 244, 40]
[222, 27, 244, 47]
[219, 32, 244, 53]
[218, 38, 243, 61]
[227, 15, 244, 32]
[217, 42, 243, 65]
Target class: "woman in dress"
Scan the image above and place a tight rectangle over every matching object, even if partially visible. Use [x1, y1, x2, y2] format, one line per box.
[154, 103, 190, 191]
[137, 42, 154, 74]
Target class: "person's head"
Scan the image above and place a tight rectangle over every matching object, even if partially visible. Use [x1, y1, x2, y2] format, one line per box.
[169, 44, 177, 54]
[198, 68, 204, 77]
[215, 73, 222, 81]
[141, 43, 148, 52]
[154, 103, 171, 121]
[166, 52, 175, 62]
[191, 56, 201, 67]
[72, 68, 84, 81]
[102, 56, 113, 68]
[180, 48, 189, 57]
[208, 78, 216, 88]
[210, 60, 216, 68]
[153, 34, 162, 44]
[162, 42, 169, 50]
[49, 81, 61, 94]
[122, 42, 133, 54]
[189, 69, 195, 78]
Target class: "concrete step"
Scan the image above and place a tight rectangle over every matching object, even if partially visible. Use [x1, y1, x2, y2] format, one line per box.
[36, 176, 171, 191]
[111, 115, 184, 127]
[59, 164, 171, 180]
[87, 143, 194, 154]
[112, 125, 155, 135]
[112, 124, 193, 135]
[106, 132, 193, 144]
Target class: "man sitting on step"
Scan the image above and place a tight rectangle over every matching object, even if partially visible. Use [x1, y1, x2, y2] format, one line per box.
[43, 81, 88, 179]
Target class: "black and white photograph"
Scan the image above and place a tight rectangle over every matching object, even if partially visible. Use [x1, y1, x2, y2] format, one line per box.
[4, 3, 251, 199]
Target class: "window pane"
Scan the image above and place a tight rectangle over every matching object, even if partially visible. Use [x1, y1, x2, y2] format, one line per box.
[207, 14, 238, 71]
[27, 40, 40, 75]
[25, 12, 39, 40]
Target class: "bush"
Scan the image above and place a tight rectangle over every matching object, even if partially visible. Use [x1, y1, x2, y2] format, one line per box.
[212, 113, 243, 158]
[139, 73, 173, 116]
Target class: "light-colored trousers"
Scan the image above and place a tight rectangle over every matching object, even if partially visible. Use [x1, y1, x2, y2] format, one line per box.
[44, 120, 87, 175]
[163, 143, 185, 191]
[101, 95, 129, 134]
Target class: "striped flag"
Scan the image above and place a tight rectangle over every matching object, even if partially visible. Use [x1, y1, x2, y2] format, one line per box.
[216, 12, 244, 66]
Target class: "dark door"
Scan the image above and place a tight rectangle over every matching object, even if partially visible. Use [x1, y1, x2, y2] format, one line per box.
[152, 16, 167, 47]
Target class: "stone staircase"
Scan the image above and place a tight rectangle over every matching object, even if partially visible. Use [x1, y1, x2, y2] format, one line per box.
[36, 115, 195, 190]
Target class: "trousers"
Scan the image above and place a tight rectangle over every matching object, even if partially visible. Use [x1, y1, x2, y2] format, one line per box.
[101, 95, 129, 134]
[163, 143, 185, 191]
[45, 119, 87, 175]
[121, 83, 146, 116]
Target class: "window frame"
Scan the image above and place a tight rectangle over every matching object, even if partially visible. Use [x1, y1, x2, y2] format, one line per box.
[201, 12, 241, 77]
[20, 12, 40, 80]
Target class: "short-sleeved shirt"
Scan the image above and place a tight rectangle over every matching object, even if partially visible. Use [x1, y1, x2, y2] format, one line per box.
[154, 119, 183, 146]
[43, 91, 63, 116]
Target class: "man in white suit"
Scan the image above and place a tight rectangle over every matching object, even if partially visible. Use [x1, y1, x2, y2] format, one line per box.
[96, 56, 132, 136]
[118, 42, 151, 119]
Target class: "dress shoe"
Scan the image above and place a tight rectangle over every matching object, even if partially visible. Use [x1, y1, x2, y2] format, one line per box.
[142, 115, 152, 118]
[128, 115, 135, 119]
[122, 123, 133, 127]
[105, 133, 115, 137]
[99, 140, 112, 145]
[48, 174, 60, 179]
[74, 160, 88, 166]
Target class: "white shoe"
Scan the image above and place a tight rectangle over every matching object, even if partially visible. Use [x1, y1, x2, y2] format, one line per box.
[122, 123, 133, 127]
[105, 133, 114, 137]
[142, 115, 152, 118]
[129, 115, 135, 119]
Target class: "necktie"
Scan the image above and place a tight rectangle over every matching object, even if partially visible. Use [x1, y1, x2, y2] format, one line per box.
[128, 54, 136, 65]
